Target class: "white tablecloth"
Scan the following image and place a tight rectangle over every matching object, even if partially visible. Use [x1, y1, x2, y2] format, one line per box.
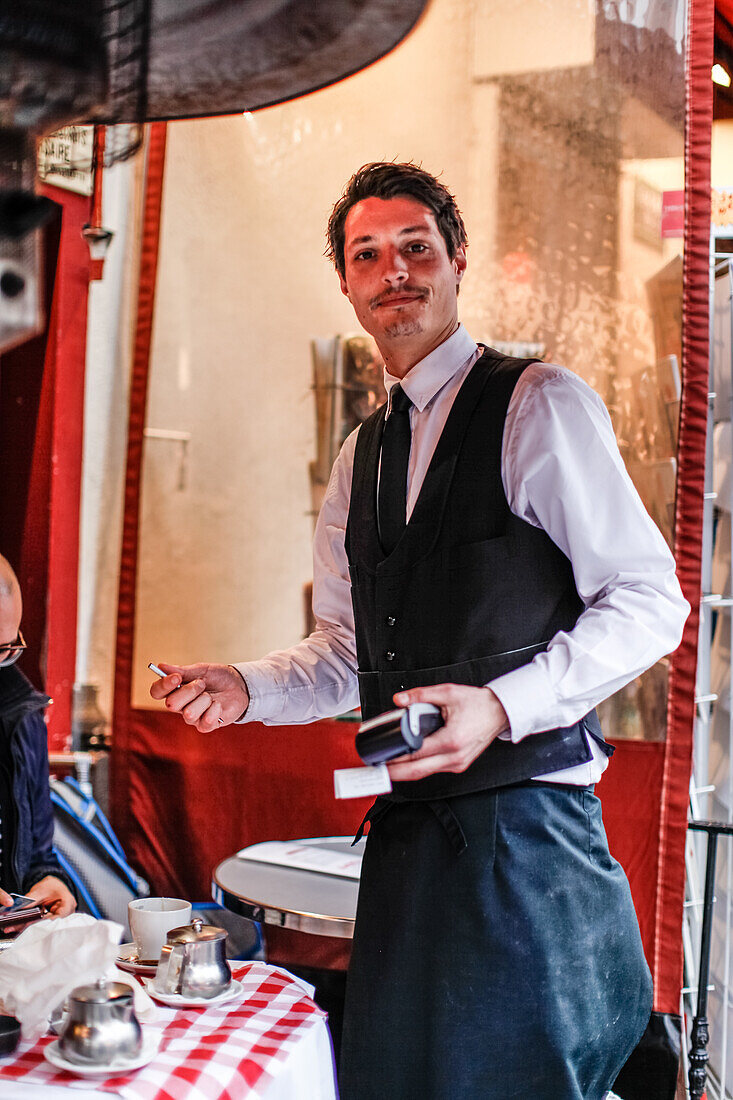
[0, 1020, 336, 1099]
[0, 963, 338, 1100]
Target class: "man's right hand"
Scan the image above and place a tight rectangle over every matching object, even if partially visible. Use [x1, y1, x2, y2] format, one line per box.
[149, 662, 249, 732]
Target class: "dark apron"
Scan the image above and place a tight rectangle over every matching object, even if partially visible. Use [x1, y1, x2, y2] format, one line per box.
[339, 784, 652, 1100]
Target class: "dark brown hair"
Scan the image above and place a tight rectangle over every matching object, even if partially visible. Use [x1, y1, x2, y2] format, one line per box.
[326, 162, 468, 277]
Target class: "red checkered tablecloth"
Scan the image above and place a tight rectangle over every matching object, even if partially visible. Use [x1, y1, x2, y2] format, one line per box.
[0, 963, 330, 1100]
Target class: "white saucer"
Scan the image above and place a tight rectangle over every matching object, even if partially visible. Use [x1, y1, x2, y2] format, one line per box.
[143, 977, 243, 1007]
[44, 1032, 159, 1077]
[116, 942, 158, 976]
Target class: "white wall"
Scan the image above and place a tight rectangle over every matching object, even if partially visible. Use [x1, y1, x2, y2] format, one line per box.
[713, 119, 733, 186]
[472, 0, 595, 79]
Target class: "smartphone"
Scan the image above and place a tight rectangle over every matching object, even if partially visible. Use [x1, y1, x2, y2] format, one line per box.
[0, 893, 44, 931]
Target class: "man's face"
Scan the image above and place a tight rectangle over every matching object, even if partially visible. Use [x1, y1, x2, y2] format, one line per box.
[339, 195, 466, 358]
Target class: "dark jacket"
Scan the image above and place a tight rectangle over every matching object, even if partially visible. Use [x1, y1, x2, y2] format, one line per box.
[0, 665, 75, 895]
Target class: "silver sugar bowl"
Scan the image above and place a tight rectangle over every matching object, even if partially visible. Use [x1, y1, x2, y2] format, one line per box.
[59, 979, 142, 1064]
[154, 917, 231, 999]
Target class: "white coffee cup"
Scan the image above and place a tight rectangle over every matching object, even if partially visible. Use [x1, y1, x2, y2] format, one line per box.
[128, 898, 192, 963]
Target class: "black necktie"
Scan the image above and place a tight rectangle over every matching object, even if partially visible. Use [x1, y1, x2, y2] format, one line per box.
[378, 383, 413, 555]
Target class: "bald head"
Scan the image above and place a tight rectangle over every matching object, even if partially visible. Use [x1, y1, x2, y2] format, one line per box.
[0, 556, 22, 647]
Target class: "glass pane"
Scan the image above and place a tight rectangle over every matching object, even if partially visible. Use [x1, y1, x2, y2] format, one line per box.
[132, 0, 686, 739]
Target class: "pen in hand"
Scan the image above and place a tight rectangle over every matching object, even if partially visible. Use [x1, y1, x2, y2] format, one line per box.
[148, 662, 225, 725]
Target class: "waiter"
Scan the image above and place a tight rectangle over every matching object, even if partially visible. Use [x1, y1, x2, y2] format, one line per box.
[152, 163, 689, 1099]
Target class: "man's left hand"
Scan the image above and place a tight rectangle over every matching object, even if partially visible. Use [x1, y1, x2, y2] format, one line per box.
[26, 876, 76, 918]
[388, 683, 510, 782]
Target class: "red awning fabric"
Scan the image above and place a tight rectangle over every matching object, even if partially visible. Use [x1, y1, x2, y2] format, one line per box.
[0, 186, 92, 749]
[111, 123, 169, 840]
[654, 0, 713, 1015]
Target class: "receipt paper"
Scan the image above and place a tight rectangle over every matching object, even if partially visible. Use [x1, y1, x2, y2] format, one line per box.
[334, 764, 392, 799]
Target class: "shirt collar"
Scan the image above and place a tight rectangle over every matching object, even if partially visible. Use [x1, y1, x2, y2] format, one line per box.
[383, 325, 479, 412]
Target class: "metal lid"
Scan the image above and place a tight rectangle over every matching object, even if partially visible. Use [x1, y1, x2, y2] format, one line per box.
[70, 979, 133, 1004]
[165, 917, 226, 944]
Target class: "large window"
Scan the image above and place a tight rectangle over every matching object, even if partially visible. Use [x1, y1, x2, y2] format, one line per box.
[124, 0, 685, 735]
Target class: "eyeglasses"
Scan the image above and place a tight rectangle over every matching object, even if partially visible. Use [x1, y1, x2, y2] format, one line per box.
[0, 630, 26, 668]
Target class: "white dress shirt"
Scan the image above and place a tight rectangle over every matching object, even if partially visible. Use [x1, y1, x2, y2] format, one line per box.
[235, 326, 689, 786]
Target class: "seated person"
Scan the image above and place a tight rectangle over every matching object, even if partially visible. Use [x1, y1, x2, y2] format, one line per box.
[0, 554, 75, 918]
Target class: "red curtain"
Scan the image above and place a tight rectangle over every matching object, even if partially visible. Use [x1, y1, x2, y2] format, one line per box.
[39, 185, 93, 748]
[650, 0, 713, 1015]
[112, 123, 170, 837]
[0, 185, 92, 749]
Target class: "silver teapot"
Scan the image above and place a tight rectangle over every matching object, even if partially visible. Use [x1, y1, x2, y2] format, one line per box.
[59, 979, 142, 1065]
[154, 917, 231, 999]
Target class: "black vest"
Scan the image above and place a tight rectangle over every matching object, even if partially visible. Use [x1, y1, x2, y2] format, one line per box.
[344, 347, 610, 800]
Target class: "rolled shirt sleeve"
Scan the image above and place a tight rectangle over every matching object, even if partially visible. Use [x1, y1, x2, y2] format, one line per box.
[489, 363, 690, 740]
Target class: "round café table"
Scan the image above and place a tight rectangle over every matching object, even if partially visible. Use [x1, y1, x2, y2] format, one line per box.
[212, 837, 364, 938]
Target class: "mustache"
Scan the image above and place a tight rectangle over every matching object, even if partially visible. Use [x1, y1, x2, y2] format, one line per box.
[370, 286, 428, 309]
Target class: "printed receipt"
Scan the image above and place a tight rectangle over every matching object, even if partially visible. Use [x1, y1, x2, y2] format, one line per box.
[333, 764, 392, 800]
[237, 841, 364, 878]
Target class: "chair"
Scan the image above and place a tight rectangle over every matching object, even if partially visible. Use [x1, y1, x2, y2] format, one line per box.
[50, 776, 263, 959]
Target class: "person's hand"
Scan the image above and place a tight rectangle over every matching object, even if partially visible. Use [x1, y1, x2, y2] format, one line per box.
[26, 876, 76, 918]
[387, 683, 510, 782]
[0, 887, 24, 935]
[149, 662, 250, 732]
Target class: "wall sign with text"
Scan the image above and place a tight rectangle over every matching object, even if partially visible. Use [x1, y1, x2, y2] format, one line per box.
[37, 126, 94, 196]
